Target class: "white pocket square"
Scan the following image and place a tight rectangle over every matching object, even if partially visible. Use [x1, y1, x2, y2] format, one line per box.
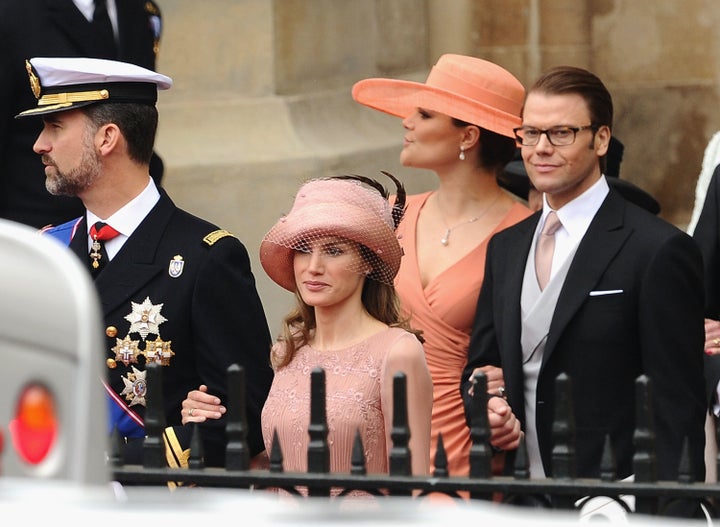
[589, 289, 624, 296]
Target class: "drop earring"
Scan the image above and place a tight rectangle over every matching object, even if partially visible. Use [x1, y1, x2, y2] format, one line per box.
[459, 146, 465, 161]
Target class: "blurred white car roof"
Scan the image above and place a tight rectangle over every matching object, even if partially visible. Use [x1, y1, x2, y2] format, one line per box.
[0, 478, 700, 526]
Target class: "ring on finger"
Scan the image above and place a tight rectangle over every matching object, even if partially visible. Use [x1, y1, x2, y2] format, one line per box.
[714, 338, 720, 346]
[189, 408, 195, 417]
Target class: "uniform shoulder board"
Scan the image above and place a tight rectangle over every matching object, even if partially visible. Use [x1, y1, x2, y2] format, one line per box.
[145, 0, 161, 16]
[144, 1, 162, 56]
[203, 229, 235, 246]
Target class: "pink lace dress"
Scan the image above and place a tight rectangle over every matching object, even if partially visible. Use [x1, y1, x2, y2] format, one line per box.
[261, 327, 422, 480]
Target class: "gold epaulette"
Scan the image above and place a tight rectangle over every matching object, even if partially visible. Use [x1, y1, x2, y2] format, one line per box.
[203, 229, 235, 246]
[145, 1, 161, 16]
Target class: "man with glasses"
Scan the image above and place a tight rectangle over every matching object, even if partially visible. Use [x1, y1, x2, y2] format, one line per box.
[461, 66, 706, 506]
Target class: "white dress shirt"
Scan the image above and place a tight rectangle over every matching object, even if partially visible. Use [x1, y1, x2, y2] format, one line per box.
[72, 0, 118, 36]
[86, 177, 160, 260]
[537, 176, 610, 282]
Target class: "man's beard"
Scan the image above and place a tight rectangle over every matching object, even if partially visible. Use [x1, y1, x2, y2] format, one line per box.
[45, 136, 101, 197]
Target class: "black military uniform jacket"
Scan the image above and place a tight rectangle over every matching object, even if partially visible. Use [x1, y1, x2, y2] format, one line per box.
[66, 189, 274, 466]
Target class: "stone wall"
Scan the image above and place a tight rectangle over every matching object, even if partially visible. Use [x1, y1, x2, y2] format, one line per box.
[153, 0, 720, 331]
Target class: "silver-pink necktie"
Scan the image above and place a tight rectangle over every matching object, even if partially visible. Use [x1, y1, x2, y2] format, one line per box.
[535, 211, 562, 290]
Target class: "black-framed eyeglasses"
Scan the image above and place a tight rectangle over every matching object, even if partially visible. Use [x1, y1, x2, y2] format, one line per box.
[513, 125, 599, 146]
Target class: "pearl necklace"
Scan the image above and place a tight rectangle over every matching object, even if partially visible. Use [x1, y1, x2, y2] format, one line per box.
[438, 192, 501, 246]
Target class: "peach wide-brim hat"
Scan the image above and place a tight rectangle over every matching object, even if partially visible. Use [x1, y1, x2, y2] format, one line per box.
[352, 54, 525, 139]
[259, 178, 402, 292]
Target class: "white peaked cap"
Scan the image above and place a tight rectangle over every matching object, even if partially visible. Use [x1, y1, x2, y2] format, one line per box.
[16, 57, 172, 118]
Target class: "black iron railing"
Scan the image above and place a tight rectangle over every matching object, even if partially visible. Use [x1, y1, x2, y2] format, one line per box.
[111, 363, 720, 519]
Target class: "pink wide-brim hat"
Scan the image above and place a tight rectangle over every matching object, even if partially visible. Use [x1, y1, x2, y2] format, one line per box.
[259, 178, 402, 292]
[352, 54, 525, 139]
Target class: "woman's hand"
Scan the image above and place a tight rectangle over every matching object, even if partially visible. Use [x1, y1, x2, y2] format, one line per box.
[181, 384, 226, 424]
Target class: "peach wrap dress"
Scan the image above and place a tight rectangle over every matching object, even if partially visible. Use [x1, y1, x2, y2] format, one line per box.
[395, 191, 532, 476]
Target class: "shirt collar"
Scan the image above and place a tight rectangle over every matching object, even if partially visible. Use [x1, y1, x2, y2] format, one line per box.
[73, 0, 117, 26]
[87, 177, 160, 237]
[540, 175, 609, 240]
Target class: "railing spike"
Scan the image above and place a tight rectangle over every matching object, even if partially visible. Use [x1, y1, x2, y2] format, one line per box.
[551, 372, 575, 479]
[351, 429, 367, 476]
[142, 361, 166, 469]
[225, 364, 249, 470]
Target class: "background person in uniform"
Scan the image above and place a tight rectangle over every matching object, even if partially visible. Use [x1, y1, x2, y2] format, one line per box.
[350, 54, 531, 480]
[0, 0, 164, 229]
[18, 56, 274, 467]
[461, 66, 706, 494]
[181, 174, 441, 488]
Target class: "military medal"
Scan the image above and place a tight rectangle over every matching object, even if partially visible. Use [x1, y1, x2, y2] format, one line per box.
[124, 296, 167, 340]
[111, 335, 141, 367]
[107, 297, 174, 410]
[90, 239, 102, 269]
[168, 255, 184, 278]
[121, 366, 147, 407]
[144, 337, 175, 366]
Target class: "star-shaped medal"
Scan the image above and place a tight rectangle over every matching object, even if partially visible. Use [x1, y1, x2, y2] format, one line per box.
[124, 296, 167, 340]
[121, 366, 147, 407]
[111, 335, 141, 366]
[144, 337, 175, 366]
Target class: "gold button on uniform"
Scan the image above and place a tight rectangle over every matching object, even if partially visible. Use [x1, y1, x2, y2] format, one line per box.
[106, 326, 117, 337]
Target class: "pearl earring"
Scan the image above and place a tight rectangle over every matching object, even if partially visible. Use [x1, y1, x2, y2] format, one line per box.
[459, 146, 465, 161]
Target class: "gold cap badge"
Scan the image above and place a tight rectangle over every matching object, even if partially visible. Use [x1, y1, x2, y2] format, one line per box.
[26, 60, 41, 99]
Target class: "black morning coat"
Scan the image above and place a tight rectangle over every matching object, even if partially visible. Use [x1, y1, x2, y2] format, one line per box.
[462, 189, 706, 483]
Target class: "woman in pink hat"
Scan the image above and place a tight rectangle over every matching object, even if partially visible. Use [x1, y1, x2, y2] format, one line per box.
[178, 174, 513, 493]
[352, 54, 532, 480]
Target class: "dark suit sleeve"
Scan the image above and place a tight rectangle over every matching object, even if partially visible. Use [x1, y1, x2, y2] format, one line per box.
[461, 236, 502, 425]
[640, 229, 706, 481]
[691, 164, 720, 407]
[190, 236, 274, 463]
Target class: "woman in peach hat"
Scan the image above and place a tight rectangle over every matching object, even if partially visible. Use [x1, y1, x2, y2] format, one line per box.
[352, 54, 532, 480]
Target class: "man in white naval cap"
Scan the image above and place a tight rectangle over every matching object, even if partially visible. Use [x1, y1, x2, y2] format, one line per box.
[17, 57, 274, 469]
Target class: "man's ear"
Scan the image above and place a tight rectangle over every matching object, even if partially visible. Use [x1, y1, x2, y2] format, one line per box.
[95, 123, 121, 155]
[594, 125, 611, 156]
